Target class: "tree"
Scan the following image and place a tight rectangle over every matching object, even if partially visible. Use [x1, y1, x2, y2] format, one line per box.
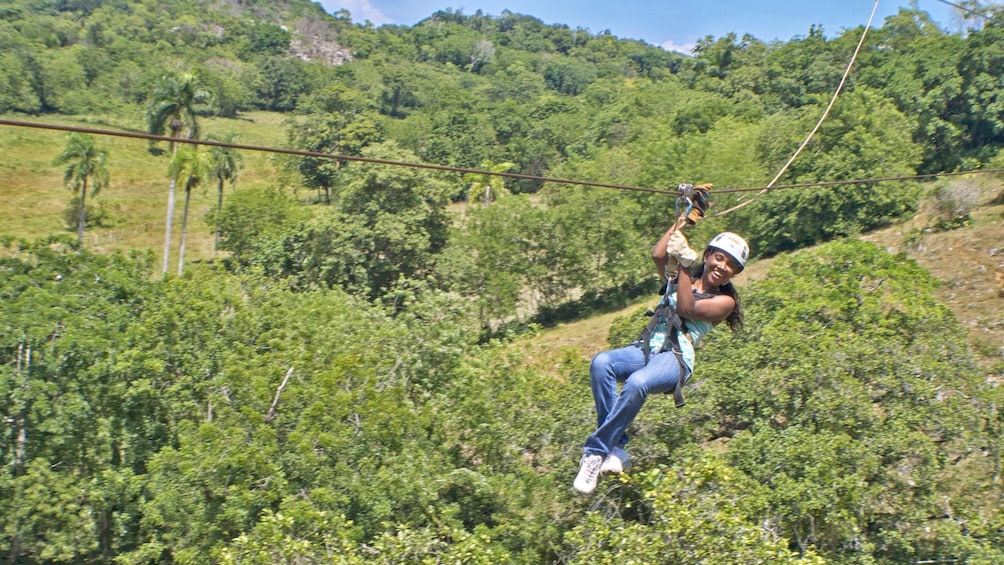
[378, 68, 421, 118]
[52, 132, 109, 244]
[563, 447, 824, 564]
[541, 56, 596, 96]
[215, 187, 309, 262]
[255, 56, 310, 112]
[247, 21, 292, 57]
[251, 142, 452, 298]
[334, 142, 452, 292]
[145, 72, 211, 275]
[0, 50, 41, 113]
[206, 134, 244, 254]
[0, 241, 156, 563]
[693, 240, 995, 561]
[860, 10, 965, 172]
[285, 109, 383, 203]
[468, 38, 495, 73]
[167, 144, 211, 275]
[439, 197, 532, 329]
[735, 89, 923, 257]
[463, 160, 513, 206]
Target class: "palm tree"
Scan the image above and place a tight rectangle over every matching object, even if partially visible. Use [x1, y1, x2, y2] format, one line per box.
[167, 145, 211, 276]
[53, 133, 109, 244]
[145, 72, 211, 274]
[464, 161, 515, 207]
[206, 134, 244, 255]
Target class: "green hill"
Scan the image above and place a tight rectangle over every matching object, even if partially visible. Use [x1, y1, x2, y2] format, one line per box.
[3, 0, 1004, 563]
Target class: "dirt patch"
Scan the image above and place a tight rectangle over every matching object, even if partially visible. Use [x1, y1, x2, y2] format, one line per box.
[861, 200, 1004, 382]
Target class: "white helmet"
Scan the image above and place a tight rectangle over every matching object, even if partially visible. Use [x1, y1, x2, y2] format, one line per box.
[707, 232, 749, 271]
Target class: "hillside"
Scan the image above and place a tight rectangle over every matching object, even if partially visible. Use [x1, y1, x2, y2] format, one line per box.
[862, 190, 1004, 380]
[526, 189, 1004, 383]
[5, 1, 1004, 562]
[6, 109, 1000, 378]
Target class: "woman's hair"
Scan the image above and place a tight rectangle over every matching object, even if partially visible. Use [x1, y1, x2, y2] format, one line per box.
[692, 263, 743, 333]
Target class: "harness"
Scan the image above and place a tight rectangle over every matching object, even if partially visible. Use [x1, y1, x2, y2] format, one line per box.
[634, 287, 715, 408]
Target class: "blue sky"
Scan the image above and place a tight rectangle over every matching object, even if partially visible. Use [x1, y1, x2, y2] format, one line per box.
[318, 1, 963, 53]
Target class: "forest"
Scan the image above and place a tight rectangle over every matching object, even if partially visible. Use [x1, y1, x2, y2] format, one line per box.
[2, 0, 1004, 563]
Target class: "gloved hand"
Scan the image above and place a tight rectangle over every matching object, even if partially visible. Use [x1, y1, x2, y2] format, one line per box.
[681, 183, 713, 225]
[666, 231, 699, 269]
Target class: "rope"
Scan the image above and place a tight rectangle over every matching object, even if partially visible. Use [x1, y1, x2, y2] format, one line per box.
[711, 0, 880, 218]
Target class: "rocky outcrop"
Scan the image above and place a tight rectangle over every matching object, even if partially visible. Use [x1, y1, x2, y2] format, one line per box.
[288, 36, 353, 65]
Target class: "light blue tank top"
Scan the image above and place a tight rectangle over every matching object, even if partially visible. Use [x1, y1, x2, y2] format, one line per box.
[661, 282, 715, 372]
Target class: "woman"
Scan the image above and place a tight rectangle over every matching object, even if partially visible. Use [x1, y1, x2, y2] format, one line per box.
[572, 226, 749, 494]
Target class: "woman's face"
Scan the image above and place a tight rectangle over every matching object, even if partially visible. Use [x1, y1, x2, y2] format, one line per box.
[704, 248, 740, 286]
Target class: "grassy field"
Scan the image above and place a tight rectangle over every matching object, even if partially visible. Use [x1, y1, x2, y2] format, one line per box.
[0, 110, 291, 263]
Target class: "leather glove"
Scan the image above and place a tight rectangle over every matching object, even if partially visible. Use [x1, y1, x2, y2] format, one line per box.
[666, 231, 699, 269]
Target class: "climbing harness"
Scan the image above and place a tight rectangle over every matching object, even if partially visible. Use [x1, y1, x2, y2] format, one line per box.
[634, 287, 716, 408]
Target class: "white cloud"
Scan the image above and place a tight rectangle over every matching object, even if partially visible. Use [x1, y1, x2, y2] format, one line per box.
[319, 0, 391, 25]
[661, 39, 696, 55]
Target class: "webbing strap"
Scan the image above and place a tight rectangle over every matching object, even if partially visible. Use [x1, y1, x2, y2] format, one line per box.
[638, 303, 684, 362]
[635, 302, 688, 408]
[670, 350, 687, 408]
[635, 288, 715, 408]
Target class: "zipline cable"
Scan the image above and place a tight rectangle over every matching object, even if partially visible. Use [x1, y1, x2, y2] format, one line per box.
[711, 0, 880, 218]
[936, 0, 996, 22]
[1, 117, 999, 197]
[0, 118, 681, 195]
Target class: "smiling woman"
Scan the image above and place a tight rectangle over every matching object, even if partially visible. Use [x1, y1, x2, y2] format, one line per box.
[572, 218, 749, 494]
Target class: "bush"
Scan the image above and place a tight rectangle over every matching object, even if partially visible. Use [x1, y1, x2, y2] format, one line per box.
[607, 305, 650, 348]
[62, 196, 112, 231]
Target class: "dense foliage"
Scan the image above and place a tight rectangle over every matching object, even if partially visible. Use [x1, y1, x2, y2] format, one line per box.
[3, 237, 1001, 564]
[3, 0, 1004, 563]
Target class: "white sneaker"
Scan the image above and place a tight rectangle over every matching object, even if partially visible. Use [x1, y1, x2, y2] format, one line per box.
[573, 454, 604, 494]
[601, 448, 630, 474]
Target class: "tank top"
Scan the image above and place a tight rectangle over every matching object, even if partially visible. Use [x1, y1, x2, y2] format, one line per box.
[661, 282, 716, 372]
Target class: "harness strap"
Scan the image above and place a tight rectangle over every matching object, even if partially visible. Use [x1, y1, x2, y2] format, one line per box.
[634, 288, 715, 408]
[638, 302, 684, 363]
[670, 349, 687, 408]
[634, 301, 689, 406]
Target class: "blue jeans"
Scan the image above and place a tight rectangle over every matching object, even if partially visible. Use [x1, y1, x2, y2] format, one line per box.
[583, 345, 690, 456]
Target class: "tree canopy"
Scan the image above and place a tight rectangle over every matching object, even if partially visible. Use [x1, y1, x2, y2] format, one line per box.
[3, 0, 1004, 562]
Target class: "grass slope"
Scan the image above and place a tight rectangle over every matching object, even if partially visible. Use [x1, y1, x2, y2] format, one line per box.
[862, 196, 1004, 381]
[1, 111, 290, 261]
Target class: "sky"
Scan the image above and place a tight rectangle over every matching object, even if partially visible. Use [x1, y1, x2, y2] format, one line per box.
[317, 1, 965, 53]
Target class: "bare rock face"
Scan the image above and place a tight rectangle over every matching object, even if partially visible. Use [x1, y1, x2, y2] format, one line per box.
[289, 36, 353, 66]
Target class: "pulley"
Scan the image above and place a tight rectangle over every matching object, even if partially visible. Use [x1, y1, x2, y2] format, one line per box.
[675, 183, 712, 225]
